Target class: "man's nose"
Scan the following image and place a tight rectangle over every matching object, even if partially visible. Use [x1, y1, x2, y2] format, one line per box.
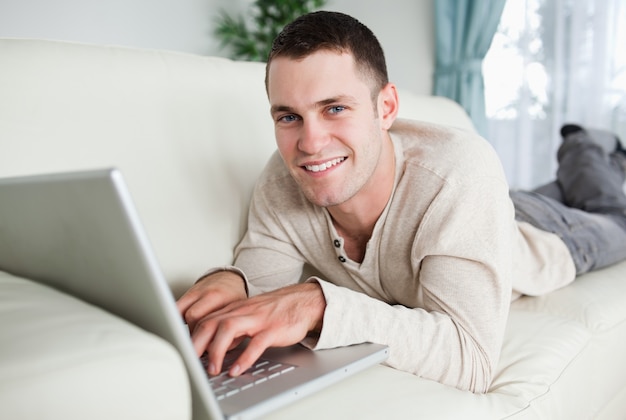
[298, 118, 330, 155]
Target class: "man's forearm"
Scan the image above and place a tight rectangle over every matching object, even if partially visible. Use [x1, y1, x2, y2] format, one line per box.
[308, 279, 506, 393]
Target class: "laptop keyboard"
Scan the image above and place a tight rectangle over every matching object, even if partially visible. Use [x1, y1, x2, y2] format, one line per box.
[201, 353, 297, 401]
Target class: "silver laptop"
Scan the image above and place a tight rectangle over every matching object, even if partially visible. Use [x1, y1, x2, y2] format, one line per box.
[0, 168, 389, 420]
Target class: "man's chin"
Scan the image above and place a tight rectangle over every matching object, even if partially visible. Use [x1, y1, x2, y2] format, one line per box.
[303, 190, 351, 208]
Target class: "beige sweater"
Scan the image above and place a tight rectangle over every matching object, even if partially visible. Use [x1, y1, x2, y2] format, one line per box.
[231, 119, 576, 393]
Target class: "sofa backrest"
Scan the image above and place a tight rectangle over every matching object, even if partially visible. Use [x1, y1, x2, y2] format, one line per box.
[0, 39, 474, 295]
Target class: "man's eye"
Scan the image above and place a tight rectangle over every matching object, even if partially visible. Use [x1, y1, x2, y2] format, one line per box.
[328, 106, 345, 114]
[279, 114, 299, 123]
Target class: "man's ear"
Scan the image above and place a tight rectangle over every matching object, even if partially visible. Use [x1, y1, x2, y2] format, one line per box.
[378, 83, 399, 130]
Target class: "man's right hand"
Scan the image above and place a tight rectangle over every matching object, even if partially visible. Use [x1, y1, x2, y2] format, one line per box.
[176, 270, 248, 334]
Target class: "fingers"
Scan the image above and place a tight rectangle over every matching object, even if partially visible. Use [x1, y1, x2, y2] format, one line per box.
[199, 314, 254, 375]
[184, 282, 326, 377]
[201, 319, 274, 377]
[193, 302, 271, 375]
[176, 271, 248, 332]
[229, 334, 273, 376]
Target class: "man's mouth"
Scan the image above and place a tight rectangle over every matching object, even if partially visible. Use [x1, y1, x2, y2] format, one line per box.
[303, 157, 346, 173]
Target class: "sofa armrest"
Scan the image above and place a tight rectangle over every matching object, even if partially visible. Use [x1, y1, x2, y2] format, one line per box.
[0, 271, 191, 420]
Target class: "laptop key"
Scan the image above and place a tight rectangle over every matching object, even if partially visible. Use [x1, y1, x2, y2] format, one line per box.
[207, 356, 297, 400]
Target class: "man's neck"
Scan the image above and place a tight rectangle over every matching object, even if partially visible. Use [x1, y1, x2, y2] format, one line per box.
[327, 134, 396, 261]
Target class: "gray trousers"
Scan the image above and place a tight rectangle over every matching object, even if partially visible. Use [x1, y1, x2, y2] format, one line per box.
[510, 130, 626, 275]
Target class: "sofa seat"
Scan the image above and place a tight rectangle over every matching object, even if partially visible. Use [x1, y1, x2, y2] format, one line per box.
[0, 271, 191, 420]
[504, 263, 626, 419]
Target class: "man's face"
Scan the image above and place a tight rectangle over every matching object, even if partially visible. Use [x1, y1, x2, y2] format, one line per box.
[267, 51, 392, 208]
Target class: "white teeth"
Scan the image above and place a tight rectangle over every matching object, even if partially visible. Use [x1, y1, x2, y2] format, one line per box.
[305, 157, 345, 172]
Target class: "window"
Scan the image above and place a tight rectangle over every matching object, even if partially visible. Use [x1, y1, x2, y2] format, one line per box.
[483, 0, 626, 189]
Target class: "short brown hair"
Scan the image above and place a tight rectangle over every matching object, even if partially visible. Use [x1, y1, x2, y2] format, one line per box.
[265, 11, 389, 97]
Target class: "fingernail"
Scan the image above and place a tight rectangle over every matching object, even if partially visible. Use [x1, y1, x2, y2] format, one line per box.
[230, 364, 241, 376]
[209, 363, 217, 375]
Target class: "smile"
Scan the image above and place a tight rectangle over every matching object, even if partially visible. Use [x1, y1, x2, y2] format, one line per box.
[304, 157, 346, 173]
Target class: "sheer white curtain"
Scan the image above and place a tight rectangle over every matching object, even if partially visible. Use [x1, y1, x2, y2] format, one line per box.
[483, 0, 626, 189]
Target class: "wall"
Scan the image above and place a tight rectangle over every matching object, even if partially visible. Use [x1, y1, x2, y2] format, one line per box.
[0, 0, 434, 94]
[332, 0, 434, 96]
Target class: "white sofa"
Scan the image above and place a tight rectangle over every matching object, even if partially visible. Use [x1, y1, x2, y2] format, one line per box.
[1, 38, 626, 420]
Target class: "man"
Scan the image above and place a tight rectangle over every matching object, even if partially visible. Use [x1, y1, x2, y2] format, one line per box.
[177, 11, 626, 393]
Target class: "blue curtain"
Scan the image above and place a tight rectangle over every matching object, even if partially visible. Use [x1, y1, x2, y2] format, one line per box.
[433, 0, 507, 136]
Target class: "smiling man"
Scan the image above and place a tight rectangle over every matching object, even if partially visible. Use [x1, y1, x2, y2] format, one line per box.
[177, 11, 626, 393]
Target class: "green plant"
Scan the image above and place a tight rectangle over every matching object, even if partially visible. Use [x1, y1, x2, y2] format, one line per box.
[214, 0, 328, 62]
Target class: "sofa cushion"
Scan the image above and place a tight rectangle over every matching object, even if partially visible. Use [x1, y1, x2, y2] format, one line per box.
[511, 260, 626, 333]
[0, 271, 191, 420]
